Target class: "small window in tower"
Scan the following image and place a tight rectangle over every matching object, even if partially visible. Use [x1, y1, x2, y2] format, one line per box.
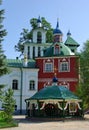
[33, 46, 35, 59]
[38, 47, 41, 57]
[12, 79, 18, 90]
[45, 63, 53, 72]
[29, 80, 35, 90]
[37, 31, 42, 43]
[28, 46, 30, 59]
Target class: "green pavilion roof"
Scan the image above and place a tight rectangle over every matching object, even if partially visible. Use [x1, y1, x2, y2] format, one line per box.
[27, 85, 79, 101]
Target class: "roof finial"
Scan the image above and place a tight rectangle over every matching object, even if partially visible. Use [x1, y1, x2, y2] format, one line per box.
[37, 16, 42, 27]
[67, 30, 71, 37]
[56, 18, 59, 29]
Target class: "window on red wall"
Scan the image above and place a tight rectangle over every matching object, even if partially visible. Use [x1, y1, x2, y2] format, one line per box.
[44, 63, 53, 72]
[59, 62, 69, 72]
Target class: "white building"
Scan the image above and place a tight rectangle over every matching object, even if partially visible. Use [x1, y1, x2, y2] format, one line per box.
[0, 59, 39, 114]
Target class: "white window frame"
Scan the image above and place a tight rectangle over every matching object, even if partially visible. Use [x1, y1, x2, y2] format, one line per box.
[59, 62, 69, 72]
[29, 80, 35, 90]
[45, 63, 53, 72]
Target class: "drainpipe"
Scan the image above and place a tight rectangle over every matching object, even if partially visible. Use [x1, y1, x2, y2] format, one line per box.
[20, 67, 23, 114]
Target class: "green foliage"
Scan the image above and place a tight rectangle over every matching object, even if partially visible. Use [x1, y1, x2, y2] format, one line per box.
[0, 1, 7, 43]
[77, 40, 89, 109]
[2, 88, 16, 122]
[0, 0, 8, 102]
[0, 43, 8, 76]
[15, 17, 53, 55]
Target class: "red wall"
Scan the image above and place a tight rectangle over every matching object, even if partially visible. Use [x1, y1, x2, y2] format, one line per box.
[36, 56, 79, 92]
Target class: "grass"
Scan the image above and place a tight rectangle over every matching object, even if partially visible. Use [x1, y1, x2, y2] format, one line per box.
[0, 111, 18, 128]
[0, 120, 18, 128]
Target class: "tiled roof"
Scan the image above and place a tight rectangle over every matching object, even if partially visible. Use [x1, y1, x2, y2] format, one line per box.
[6, 59, 36, 68]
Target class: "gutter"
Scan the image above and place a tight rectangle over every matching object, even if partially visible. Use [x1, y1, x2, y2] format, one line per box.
[20, 67, 23, 114]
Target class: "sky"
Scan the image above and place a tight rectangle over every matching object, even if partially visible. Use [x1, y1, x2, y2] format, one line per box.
[1, 0, 89, 59]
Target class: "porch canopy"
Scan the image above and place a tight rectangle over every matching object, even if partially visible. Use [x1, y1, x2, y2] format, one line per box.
[25, 85, 83, 118]
[27, 85, 79, 100]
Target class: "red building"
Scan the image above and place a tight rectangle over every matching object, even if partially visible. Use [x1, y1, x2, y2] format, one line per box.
[35, 19, 80, 92]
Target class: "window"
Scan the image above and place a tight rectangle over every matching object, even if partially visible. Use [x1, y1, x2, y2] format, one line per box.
[45, 63, 53, 72]
[33, 47, 35, 59]
[38, 47, 41, 57]
[29, 80, 35, 90]
[60, 62, 69, 72]
[55, 47, 59, 55]
[12, 79, 18, 90]
[15, 105, 17, 111]
[37, 32, 42, 43]
[69, 103, 77, 113]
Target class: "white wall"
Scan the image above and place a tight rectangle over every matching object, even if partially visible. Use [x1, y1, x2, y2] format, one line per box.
[0, 67, 39, 113]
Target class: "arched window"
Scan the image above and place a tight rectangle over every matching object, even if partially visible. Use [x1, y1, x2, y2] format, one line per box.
[29, 80, 35, 90]
[37, 31, 42, 43]
[12, 79, 18, 90]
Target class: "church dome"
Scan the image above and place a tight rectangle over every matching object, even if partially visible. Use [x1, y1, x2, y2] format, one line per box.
[53, 20, 63, 35]
[67, 30, 71, 36]
[52, 76, 58, 83]
[37, 16, 41, 23]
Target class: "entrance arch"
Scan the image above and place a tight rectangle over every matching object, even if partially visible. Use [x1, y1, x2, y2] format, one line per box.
[44, 103, 57, 117]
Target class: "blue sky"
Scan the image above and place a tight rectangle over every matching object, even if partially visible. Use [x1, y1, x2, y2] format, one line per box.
[1, 0, 89, 58]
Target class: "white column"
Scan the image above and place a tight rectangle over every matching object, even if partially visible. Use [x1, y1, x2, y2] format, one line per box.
[41, 46, 43, 56]
[24, 45, 28, 57]
[30, 46, 33, 59]
[35, 46, 38, 57]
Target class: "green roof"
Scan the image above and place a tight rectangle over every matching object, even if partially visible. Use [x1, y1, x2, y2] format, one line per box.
[65, 36, 79, 46]
[6, 59, 36, 68]
[27, 85, 79, 100]
[44, 42, 74, 57]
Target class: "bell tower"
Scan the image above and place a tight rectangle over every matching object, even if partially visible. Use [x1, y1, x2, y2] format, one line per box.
[32, 16, 46, 44]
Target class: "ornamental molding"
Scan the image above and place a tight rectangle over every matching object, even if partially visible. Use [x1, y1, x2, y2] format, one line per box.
[38, 78, 78, 82]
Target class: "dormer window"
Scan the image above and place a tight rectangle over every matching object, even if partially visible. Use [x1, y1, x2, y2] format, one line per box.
[54, 44, 60, 55]
[37, 31, 42, 43]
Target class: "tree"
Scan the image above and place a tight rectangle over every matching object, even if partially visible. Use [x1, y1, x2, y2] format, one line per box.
[15, 17, 53, 55]
[77, 40, 89, 109]
[0, 0, 8, 100]
[2, 88, 16, 121]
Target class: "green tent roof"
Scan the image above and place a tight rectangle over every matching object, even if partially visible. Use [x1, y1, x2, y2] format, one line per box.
[65, 36, 79, 46]
[27, 85, 79, 100]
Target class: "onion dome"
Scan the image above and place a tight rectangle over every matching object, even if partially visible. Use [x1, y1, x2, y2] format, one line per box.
[52, 76, 58, 83]
[53, 19, 63, 35]
[37, 16, 42, 27]
[67, 30, 71, 37]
